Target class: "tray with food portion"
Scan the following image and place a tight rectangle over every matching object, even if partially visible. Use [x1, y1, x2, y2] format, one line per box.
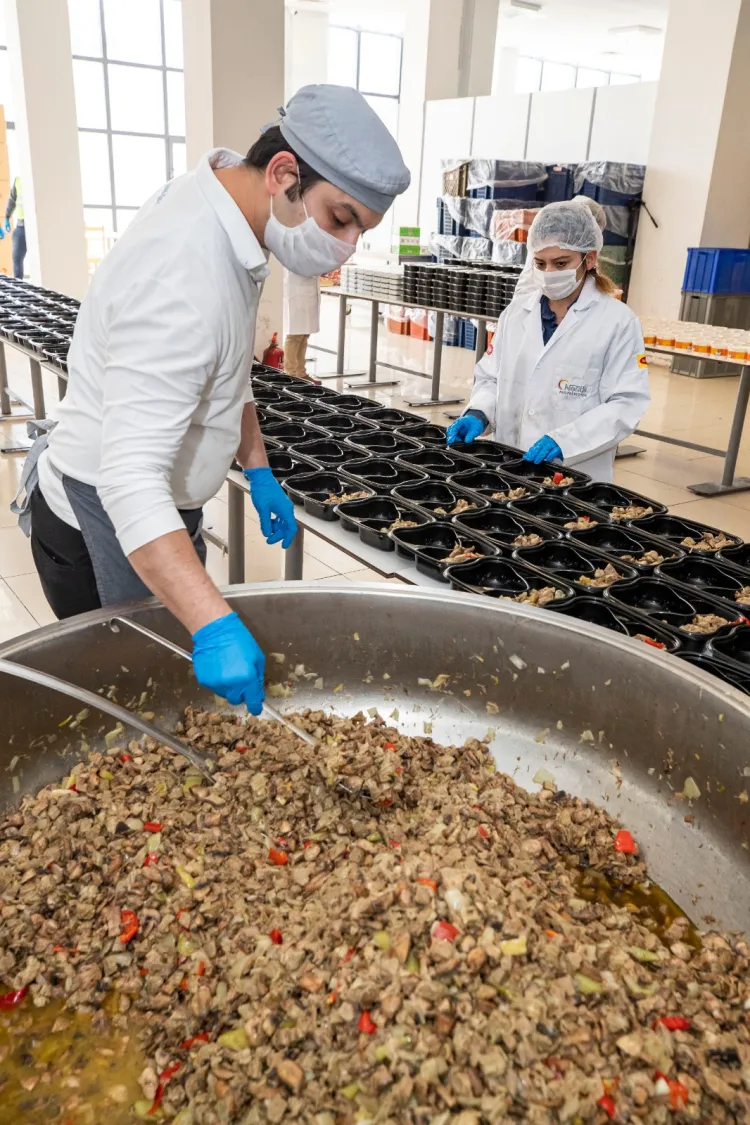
[547, 594, 682, 653]
[606, 578, 746, 651]
[633, 513, 742, 554]
[389, 522, 499, 581]
[335, 495, 434, 550]
[565, 480, 667, 522]
[514, 539, 639, 597]
[566, 522, 685, 572]
[448, 467, 543, 505]
[451, 507, 562, 549]
[391, 479, 490, 521]
[509, 493, 611, 531]
[447, 556, 575, 608]
[656, 556, 750, 613]
[502, 458, 592, 491]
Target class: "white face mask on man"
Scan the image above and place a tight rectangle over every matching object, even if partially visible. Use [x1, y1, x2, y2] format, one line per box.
[264, 176, 356, 277]
[533, 258, 586, 301]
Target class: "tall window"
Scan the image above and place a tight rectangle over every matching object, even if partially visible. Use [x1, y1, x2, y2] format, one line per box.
[68, 0, 185, 238]
[516, 55, 639, 93]
[328, 27, 402, 139]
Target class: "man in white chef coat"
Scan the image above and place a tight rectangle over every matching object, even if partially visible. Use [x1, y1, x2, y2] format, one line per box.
[14, 84, 410, 716]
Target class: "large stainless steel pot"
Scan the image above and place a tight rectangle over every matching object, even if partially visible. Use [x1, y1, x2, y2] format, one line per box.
[1, 582, 748, 932]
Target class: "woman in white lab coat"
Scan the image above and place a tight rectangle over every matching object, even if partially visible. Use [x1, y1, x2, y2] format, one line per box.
[447, 200, 649, 483]
[283, 270, 320, 382]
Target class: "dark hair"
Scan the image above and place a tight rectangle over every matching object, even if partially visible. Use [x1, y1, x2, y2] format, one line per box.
[244, 125, 325, 200]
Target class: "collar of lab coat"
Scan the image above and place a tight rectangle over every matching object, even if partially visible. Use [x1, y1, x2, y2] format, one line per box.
[520, 273, 601, 315]
[196, 148, 271, 281]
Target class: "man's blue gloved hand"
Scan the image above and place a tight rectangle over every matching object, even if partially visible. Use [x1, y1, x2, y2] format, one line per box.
[192, 611, 265, 715]
[0, 226, 5, 241]
[446, 414, 484, 446]
[524, 435, 563, 464]
[245, 466, 298, 548]
[4, 220, 10, 234]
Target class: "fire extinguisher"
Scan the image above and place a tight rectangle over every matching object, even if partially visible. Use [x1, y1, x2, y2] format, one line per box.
[262, 332, 284, 370]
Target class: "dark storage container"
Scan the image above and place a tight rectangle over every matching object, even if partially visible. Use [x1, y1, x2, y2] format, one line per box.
[335, 496, 433, 551]
[345, 429, 423, 457]
[395, 422, 448, 447]
[451, 507, 561, 548]
[283, 471, 375, 521]
[447, 556, 575, 608]
[633, 513, 742, 553]
[396, 447, 481, 479]
[448, 467, 542, 504]
[341, 456, 428, 490]
[509, 493, 610, 530]
[566, 481, 666, 522]
[566, 523, 684, 573]
[391, 480, 489, 521]
[389, 522, 498, 582]
[606, 578, 744, 652]
[513, 539, 639, 597]
[502, 458, 592, 491]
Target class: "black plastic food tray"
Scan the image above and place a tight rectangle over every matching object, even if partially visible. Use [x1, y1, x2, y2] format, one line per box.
[394, 422, 448, 446]
[267, 399, 335, 421]
[509, 493, 610, 530]
[335, 496, 433, 551]
[266, 450, 322, 482]
[452, 507, 561, 548]
[448, 467, 542, 504]
[251, 387, 293, 406]
[345, 429, 423, 457]
[258, 419, 310, 446]
[288, 438, 363, 469]
[342, 456, 428, 489]
[389, 522, 498, 583]
[514, 539, 640, 597]
[356, 406, 421, 429]
[605, 578, 745, 651]
[252, 370, 298, 388]
[447, 556, 576, 608]
[448, 439, 524, 466]
[706, 625, 750, 672]
[284, 382, 335, 401]
[656, 556, 750, 611]
[547, 595, 682, 653]
[717, 542, 750, 573]
[283, 471, 374, 521]
[307, 413, 377, 438]
[633, 513, 742, 553]
[566, 523, 684, 572]
[678, 651, 750, 695]
[325, 393, 377, 415]
[565, 480, 667, 521]
[502, 458, 592, 491]
[392, 480, 490, 521]
[396, 447, 481, 479]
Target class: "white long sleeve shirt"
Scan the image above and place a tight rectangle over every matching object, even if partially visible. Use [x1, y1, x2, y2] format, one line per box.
[38, 149, 269, 555]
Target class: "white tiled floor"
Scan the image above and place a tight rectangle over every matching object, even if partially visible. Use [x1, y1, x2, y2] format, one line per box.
[2, 301, 750, 640]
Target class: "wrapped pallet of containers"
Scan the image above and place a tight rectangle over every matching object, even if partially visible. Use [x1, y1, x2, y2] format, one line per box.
[408, 307, 432, 341]
[574, 161, 645, 206]
[441, 159, 470, 198]
[467, 160, 547, 201]
[491, 207, 541, 244]
[429, 311, 460, 346]
[430, 234, 493, 264]
[386, 305, 409, 335]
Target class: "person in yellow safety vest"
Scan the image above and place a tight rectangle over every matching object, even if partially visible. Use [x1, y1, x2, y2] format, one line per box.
[0, 176, 26, 279]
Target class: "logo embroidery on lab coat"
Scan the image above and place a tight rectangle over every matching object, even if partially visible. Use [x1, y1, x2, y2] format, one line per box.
[637, 353, 648, 368]
[557, 378, 588, 398]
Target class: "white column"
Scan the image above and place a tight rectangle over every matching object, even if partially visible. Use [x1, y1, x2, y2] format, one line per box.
[286, 8, 328, 100]
[4, 0, 88, 298]
[183, 0, 285, 347]
[629, 0, 750, 319]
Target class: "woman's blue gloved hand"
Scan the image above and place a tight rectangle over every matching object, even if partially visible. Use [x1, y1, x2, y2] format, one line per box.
[446, 414, 484, 446]
[245, 466, 298, 548]
[3, 220, 9, 234]
[524, 435, 563, 464]
[192, 611, 265, 715]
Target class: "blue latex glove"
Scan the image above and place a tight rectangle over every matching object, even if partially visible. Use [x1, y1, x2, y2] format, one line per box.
[524, 436, 563, 464]
[446, 414, 485, 446]
[0, 228, 4, 241]
[4, 220, 9, 233]
[192, 611, 265, 715]
[245, 466, 298, 548]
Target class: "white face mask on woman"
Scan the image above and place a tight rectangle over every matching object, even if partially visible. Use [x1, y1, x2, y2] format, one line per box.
[533, 259, 586, 301]
[264, 180, 356, 277]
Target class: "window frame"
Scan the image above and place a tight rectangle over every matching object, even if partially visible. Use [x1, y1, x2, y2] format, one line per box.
[329, 24, 403, 110]
[516, 55, 641, 93]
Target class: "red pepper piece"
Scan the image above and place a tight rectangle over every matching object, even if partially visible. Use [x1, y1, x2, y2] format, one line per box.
[179, 976, 188, 991]
[181, 1032, 209, 1050]
[143, 821, 162, 833]
[270, 929, 283, 945]
[614, 829, 637, 855]
[477, 825, 489, 839]
[120, 752, 132, 762]
[234, 744, 250, 753]
[417, 878, 437, 891]
[148, 1061, 181, 1115]
[342, 947, 356, 964]
[383, 741, 398, 751]
[379, 798, 393, 808]
[303, 840, 312, 848]
[120, 909, 139, 945]
[268, 847, 289, 866]
[196, 961, 206, 977]
[143, 853, 159, 868]
[68, 785, 78, 793]
[0, 985, 28, 1010]
[552, 471, 564, 485]
[394, 766, 403, 774]
[643, 636, 666, 649]
[389, 840, 400, 849]
[654, 1016, 692, 1031]
[358, 1009, 377, 1035]
[545, 1056, 564, 1080]
[654, 1071, 689, 1110]
[327, 988, 338, 1006]
[597, 1094, 616, 1119]
[432, 920, 459, 943]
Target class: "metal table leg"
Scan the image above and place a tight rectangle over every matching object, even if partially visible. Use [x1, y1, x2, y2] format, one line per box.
[475, 320, 487, 363]
[345, 299, 399, 389]
[315, 293, 368, 381]
[227, 482, 246, 584]
[0, 342, 32, 422]
[57, 373, 67, 400]
[688, 365, 750, 495]
[615, 444, 646, 459]
[406, 312, 463, 408]
[284, 525, 304, 580]
[29, 357, 46, 420]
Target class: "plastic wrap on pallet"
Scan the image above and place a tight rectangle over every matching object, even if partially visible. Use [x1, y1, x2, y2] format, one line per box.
[573, 161, 645, 196]
[467, 159, 547, 189]
[602, 204, 632, 239]
[491, 207, 541, 243]
[428, 311, 460, 344]
[440, 195, 470, 226]
[430, 234, 493, 262]
[490, 240, 527, 268]
[442, 196, 537, 239]
[441, 158, 470, 197]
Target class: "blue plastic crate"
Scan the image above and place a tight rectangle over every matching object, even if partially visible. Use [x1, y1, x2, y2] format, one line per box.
[580, 179, 642, 207]
[603, 229, 630, 248]
[436, 198, 469, 237]
[459, 319, 478, 350]
[682, 248, 750, 295]
[468, 183, 540, 201]
[544, 165, 575, 203]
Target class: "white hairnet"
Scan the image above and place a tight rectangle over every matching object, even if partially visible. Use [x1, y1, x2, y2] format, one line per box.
[528, 200, 604, 255]
[572, 194, 607, 232]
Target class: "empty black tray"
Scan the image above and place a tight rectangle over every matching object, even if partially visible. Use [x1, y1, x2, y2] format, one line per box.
[267, 399, 334, 421]
[448, 467, 542, 504]
[447, 556, 575, 608]
[392, 480, 489, 521]
[706, 625, 750, 672]
[502, 458, 592, 491]
[252, 370, 298, 388]
[509, 493, 610, 530]
[717, 542, 750, 573]
[656, 556, 750, 610]
[396, 447, 481, 479]
[252, 387, 293, 406]
[342, 456, 428, 489]
[284, 382, 335, 401]
[606, 578, 744, 651]
[514, 539, 639, 596]
[283, 471, 374, 521]
[335, 496, 433, 551]
[565, 481, 666, 521]
[678, 651, 750, 696]
[356, 406, 420, 429]
[547, 596, 682, 653]
[325, 393, 376, 415]
[448, 439, 524, 466]
[288, 438, 363, 469]
[395, 422, 448, 446]
[345, 429, 423, 457]
[389, 522, 498, 582]
[267, 449, 322, 482]
[633, 513, 742, 553]
[306, 412, 377, 438]
[259, 419, 310, 446]
[566, 523, 684, 572]
[452, 507, 562, 548]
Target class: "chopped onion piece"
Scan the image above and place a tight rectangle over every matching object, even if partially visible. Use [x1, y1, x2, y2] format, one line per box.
[682, 777, 701, 800]
[509, 654, 527, 670]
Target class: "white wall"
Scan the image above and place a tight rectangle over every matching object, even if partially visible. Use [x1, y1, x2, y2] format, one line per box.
[588, 83, 658, 166]
[419, 97, 474, 233]
[526, 88, 595, 164]
[285, 8, 328, 100]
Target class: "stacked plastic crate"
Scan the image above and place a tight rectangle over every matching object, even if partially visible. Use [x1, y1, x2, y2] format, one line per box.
[574, 162, 645, 295]
[674, 249, 750, 378]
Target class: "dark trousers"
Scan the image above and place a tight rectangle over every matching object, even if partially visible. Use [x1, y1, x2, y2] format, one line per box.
[30, 484, 205, 619]
[12, 221, 26, 280]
